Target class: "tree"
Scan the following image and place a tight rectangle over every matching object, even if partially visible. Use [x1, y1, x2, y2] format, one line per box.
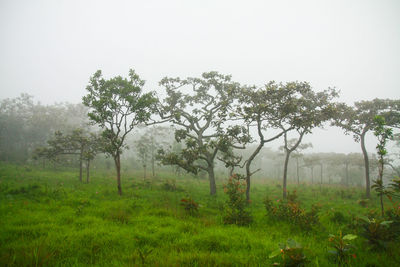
[372, 115, 393, 216]
[288, 142, 312, 185]
[33, 129, 102, 183]
[135, 134, 150, 180]
[279, 84, 337, 198]
[0, 94, 89, 163]
[82, 69, 157, 195]
[237, 81, 336, 200]
[303, 154, 319, 184]
[386, 133, 400, 177]
[157, 72, 243, 195]
[333, 99, 400, 198]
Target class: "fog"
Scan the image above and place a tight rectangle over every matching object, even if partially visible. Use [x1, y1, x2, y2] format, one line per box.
[1, 0, 399, 153]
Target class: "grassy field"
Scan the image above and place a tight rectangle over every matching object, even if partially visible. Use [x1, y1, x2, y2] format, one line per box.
[0, 163, 399, 266]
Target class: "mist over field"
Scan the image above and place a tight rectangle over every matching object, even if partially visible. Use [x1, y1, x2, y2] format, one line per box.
[1, 1, 400, 266]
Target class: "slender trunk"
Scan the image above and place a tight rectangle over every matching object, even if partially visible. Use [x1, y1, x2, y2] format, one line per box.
[296, 157, 299, 185]
[79, 150, 83, 182]
[229, 167, 234, 177]
[151, 156, 155, 177]
[378, 160, 384, 217]
[283, 151, 291, 199]
[345, 163, 349, 186]
[311, 166, 314, 184]
[86, 160, 90, 183]
[115, 153, 122, 195]
[245, 142, 263, 201]
[320, 164, 323, 192]
[208, 166, 216, 195]
[143, 165, 146, 181]
[360, 130, 371, 198]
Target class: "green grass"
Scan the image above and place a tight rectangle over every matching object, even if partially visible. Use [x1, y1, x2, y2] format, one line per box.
[0, 163, 399, 266]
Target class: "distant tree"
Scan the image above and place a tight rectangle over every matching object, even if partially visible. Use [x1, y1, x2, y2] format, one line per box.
[157, 72, 245, 195]
[135, 134, 150, 180]
[303, 154, 320, 184]
[333, 99, 400, 198]
[290, 142, 312, 185]
[33, 129, 103, 183]
[0, 94, 90, 163]
[387, 133, 400, 177]
[82, 69, 157, 195]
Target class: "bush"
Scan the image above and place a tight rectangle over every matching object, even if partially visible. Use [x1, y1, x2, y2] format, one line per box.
[328, 231, 357, 265]
[162, 179, 176, 191]
[223, 174, 252, 226]
[359, 216, 394, 249]
[357, 199, 370, 207]
[330, 211, 347, 224]
[180, 197, 199, 216]
[264, 194, 319, 231]
[269, 239, 309, 267]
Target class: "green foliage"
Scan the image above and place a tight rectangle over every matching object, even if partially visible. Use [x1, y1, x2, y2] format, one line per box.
[328, 231, 357, 265]
[269, 239, 309, 267]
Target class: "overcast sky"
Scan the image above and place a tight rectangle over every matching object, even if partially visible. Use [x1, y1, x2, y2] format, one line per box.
[0, 0, 399, 153]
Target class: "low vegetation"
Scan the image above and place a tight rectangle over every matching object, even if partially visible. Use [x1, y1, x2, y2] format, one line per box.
[1, 163, 400, 266]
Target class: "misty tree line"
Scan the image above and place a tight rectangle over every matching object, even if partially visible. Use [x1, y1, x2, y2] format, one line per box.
[0, 69, 399, 200]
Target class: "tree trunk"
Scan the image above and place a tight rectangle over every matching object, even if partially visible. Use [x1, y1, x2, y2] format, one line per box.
[143, 165, 147, 181]
[283, 151, 291, 199]
[115, 153, 122, 195]
[151, 156, 155, 177]
[208, 166, 217, 195]
[86, 160, 90, 183]
[311, 166, 314, 184]
[296, 157, 300, 185]
[360, 130, 371, 198]
[320, 164, 323, 191]
[345, 163, 349, 186]
[79, 150, 83, 182]
[245, 142, 263, 201]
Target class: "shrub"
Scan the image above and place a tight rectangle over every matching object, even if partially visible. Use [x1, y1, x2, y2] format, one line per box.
[357, 199, 369, 207]
[385, 205, 400, 239]
[287, 190, 298, 204]
[264, 194, 319, 231]
[328, 231, 357, 265]
[359, 216, 394, 249]
[162, 179, 176, 191]
[330, 211, 347, 224]
[180, 197, 199, 216]
[269, 239, 309, 267]
[223, 174, 252, 226]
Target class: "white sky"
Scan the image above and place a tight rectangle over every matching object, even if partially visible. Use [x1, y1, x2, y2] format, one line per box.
[0, 0, 399, 154]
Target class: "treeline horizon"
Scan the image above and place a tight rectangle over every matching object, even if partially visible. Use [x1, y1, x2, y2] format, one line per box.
[0, 69, 399, 200]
